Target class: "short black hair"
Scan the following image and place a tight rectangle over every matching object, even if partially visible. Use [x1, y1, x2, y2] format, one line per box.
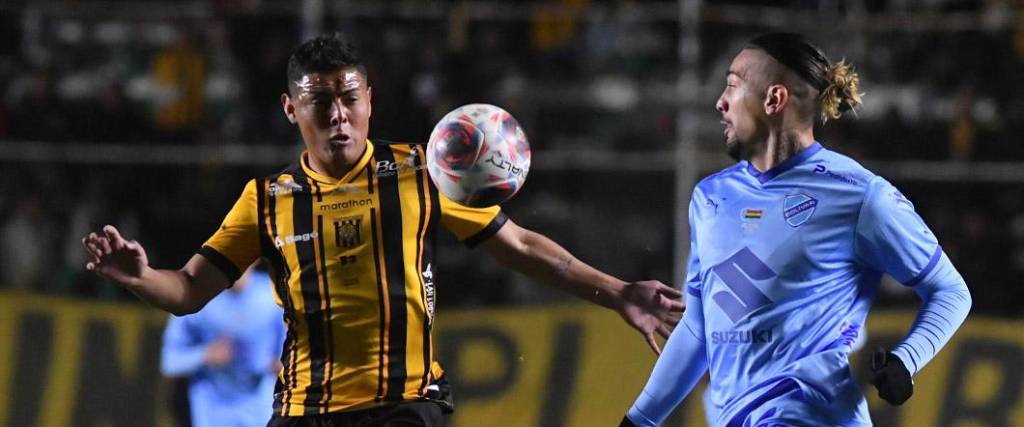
[286, 33, 367, 93]
[747, 32, 830, 92]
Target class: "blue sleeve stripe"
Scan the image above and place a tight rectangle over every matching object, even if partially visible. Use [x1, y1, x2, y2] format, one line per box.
[905, 245, 943, 287]
[908, 345, 922, 370]
[686, 286, 701, 298]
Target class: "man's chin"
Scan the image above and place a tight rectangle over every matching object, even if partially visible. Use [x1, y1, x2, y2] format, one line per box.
[726, 139, 743, 161]
[329, 139, 365, 160]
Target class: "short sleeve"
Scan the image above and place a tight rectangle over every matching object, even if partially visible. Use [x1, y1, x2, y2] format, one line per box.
[439, 194, 506, 248]
[200, 179, 261, 283]
[854, 177, 942, 285]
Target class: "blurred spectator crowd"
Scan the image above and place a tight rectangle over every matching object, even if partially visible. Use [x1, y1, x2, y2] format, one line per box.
[0, 0, 1021, 316]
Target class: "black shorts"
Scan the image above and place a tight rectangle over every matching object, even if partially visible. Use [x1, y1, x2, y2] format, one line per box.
[266, 401, 445, 427]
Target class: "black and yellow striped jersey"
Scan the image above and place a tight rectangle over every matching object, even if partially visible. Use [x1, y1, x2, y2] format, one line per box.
[198, 140, 505, 415]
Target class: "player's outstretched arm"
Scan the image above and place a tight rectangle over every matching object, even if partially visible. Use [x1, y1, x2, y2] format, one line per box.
[82, 225, 229, 315]
[478, 218, 683, 354]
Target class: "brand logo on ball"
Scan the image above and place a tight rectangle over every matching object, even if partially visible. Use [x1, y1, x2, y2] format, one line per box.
[426, 103, 531, 208]
[483, 152, 527, 178]
[783, 193, 818, 227]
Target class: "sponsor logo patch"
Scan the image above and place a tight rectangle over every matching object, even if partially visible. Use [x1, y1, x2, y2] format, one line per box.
[711, 328, 774, 344]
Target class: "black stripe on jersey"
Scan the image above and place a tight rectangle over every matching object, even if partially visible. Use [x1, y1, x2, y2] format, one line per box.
[312, 180, 323, 203]
[259, 178, 298, 415]
[312, 169, 334, 406]
[369, 207, 386, 400]
[197, 245, 241, 285]
[315, 211, 335, 405]
[260, 177, 294, 300]
[365, 161, 375, 194]
[374, 146, 409, 401]
[292, 177, 328, 414]
[411, 145, 435, 394]
[464, 212, 509, 248]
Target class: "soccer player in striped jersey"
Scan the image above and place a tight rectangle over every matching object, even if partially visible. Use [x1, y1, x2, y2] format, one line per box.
[82, 33, 683, 427]
[620, 33, 971, 426]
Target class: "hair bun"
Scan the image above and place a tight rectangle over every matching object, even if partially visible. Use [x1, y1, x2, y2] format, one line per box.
[818, 59, 863, 123]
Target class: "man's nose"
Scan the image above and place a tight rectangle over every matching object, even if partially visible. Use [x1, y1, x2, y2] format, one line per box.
[330, 100, 347, 126]
[716, 97, 728, 114]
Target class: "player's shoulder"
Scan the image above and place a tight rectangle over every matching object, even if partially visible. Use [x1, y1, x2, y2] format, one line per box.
[811, 147, 910, 210]
[802, 146, 878, 192]
[245, 165, 309, 197]
[694, 162, 746, 196]
[259, 163, 301, 182]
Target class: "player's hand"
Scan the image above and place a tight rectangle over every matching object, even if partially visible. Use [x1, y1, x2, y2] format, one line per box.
[869, 347, 913, 405]
[205, 338, 234, 367]
[82, 225, 149, 286]
[617, 280, 684, 355]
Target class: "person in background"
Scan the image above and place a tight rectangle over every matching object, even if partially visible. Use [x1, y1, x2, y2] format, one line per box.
[160, 262, 285, 427]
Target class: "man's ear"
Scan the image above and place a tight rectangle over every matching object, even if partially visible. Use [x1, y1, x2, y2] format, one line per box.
[764, 84, 789, 115]
[282, 93, 297, 124]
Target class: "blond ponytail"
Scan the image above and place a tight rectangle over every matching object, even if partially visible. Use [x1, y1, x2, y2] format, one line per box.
[818, 59, 863, 123]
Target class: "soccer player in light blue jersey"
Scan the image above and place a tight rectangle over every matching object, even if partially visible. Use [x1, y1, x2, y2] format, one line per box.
[621, 33, 972, 427]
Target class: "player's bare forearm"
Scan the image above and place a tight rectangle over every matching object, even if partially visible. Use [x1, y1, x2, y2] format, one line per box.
[480, 219, 682, 354]
[127, 265, 220, 315]
[479, 220, 626, 309]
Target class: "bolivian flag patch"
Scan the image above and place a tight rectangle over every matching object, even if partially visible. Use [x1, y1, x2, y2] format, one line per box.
[743, 208, 763, 219]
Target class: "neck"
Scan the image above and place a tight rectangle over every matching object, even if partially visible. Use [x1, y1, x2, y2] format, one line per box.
[305, 144, 366, 179]
[309, 156, 352, 179]
[748, 127, 815, 172]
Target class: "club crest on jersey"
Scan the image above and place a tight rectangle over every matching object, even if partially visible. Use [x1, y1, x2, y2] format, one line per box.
[783, 193, 818, 227]
[334, 216, 362, 248]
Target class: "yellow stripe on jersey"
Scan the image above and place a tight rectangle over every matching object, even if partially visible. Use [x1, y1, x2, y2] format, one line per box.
[199, 140, 504, 415]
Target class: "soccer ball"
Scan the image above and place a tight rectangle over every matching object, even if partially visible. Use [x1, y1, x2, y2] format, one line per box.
[426, 104, 531, 207]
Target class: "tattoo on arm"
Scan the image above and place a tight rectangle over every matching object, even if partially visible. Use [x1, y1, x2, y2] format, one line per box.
[555, 255, 574, 276]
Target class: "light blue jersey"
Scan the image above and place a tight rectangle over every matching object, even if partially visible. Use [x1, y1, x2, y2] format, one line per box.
[161, 270, 286, 427]
[627, 142, 971, 427]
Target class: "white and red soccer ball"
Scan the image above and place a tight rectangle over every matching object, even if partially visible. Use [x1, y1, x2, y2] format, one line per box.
[426, 104, 531, 208]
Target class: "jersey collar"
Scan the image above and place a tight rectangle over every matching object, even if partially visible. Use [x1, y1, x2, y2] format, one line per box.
[300, 140, 375, 185]
[745, 142, 823, 184]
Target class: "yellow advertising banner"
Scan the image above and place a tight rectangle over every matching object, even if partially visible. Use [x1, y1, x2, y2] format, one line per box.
[0, 291, 1021, 427]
